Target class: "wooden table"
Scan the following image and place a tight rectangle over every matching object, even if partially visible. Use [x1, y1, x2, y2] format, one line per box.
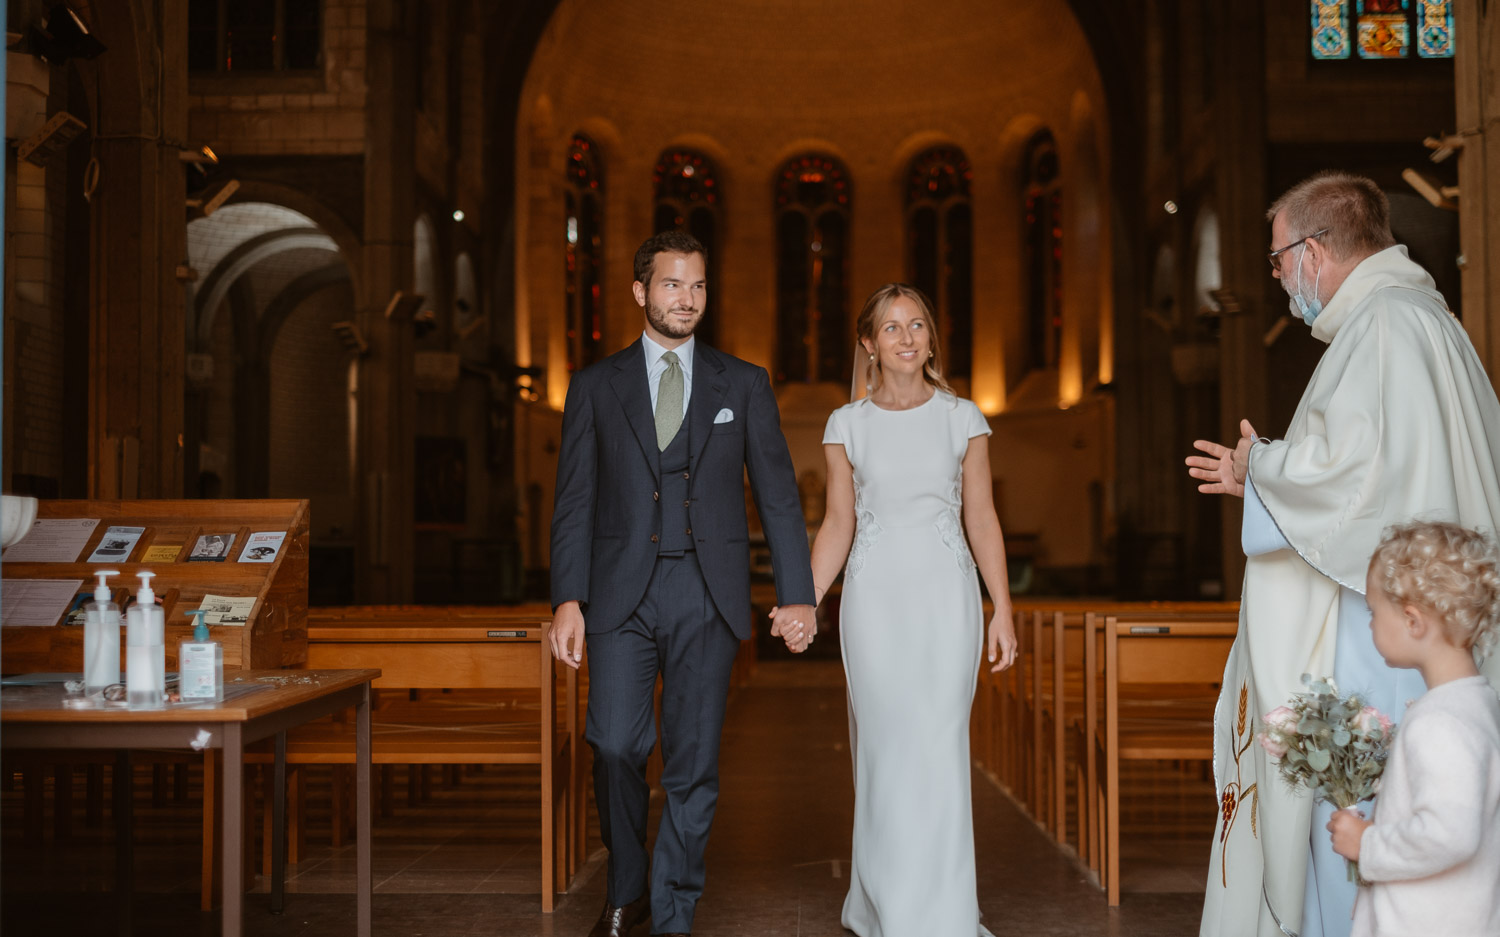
[0, 668, 379, 937]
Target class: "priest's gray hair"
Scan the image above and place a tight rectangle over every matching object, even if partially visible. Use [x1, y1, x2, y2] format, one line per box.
[1370, 521, 1500, 660]
[1267, 171, 1396, 263]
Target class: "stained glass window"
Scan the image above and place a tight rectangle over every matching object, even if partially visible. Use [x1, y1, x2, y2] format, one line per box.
[1311, 0, 1351, 59]
[653, 150, 720, 348]
[905, 146, 974, 379]
[1309, 0, 1452, 60]
[774, 155, 851, 384]
[1358, 0, 1409, 59]
[565, 134, 605, 371]
[1416, 0, 1454, 58]
[1022, 132, 1062, 377]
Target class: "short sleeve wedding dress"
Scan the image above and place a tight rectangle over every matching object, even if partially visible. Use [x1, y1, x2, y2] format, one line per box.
[823, 390, 995, 937]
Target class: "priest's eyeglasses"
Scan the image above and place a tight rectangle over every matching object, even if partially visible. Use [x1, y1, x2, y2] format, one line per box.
[1267, 228, 1330, 270]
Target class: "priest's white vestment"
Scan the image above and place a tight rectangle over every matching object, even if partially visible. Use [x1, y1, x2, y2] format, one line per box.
[1200, 246, 1500, 937]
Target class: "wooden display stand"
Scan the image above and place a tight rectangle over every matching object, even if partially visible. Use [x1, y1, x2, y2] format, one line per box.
[1, 499, 309, 673]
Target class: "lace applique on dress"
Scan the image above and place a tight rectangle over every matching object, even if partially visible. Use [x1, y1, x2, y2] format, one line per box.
[935, 473, 975, 573]
[847, 483, 883, 581]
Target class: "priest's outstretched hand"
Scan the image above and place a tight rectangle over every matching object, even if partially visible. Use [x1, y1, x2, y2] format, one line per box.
[1186, 419, 1257, 498]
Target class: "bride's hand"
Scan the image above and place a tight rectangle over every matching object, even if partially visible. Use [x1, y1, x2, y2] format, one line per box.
[987, 611, 1018, 672]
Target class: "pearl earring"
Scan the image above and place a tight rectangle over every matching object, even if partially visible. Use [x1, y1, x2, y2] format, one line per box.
[868, 353, 875, 362]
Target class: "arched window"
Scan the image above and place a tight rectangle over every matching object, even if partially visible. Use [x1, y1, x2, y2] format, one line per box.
[774, 154, 850, 383]
[905, 146, 973, 379]
[565, 134, 604, 370]
[1022, 131, 1062, 376]
[1310, 0, 1454, 59]
[654, 149, 720, 347]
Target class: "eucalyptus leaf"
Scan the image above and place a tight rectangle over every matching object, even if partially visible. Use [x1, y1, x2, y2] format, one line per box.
[1307, 748, 1331, 772]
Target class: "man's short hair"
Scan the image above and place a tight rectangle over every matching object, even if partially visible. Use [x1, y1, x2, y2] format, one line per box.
[1266, 171, 1396, 262]
[634, 230, 706, 288]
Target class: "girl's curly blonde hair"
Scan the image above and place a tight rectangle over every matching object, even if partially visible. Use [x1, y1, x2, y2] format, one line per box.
[1369, 521, 1500, 659]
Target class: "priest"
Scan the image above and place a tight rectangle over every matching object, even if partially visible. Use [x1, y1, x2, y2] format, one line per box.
[1187, 171, 1500, 937]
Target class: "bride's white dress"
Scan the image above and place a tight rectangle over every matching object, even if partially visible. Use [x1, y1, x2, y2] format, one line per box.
[823, 391, 995, 937]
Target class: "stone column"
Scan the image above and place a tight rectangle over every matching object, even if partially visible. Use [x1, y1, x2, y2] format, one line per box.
[356, 0, 417, 600]
[1455, 0, 1500, 379]
[87, 3, 188, 498]
[1211, 0, 1271, 597]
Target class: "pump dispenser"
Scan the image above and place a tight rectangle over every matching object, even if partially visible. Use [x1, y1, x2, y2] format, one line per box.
[178, 609, 223, 702]
[125, 571, 165, 709]
[83, 571, 121, 694]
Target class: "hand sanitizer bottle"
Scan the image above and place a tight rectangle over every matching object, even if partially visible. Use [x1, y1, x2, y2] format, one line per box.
[126, 571, 165, 709]
[84, 570, 121, 694]
[178, 609, 223, 702]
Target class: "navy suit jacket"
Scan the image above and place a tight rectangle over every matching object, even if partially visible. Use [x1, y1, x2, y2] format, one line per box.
[549, 339, 815, 640]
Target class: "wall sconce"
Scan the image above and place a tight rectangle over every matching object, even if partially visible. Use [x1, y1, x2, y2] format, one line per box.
[187, 179, 240, 217]
[331, 321, 369, 356]
[1402, 168, 1458, 211]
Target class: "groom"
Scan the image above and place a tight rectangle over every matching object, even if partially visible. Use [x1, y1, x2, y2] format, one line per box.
[549, 230, 816, 936]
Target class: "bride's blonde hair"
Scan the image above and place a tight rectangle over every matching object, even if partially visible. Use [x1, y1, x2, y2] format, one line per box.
[854, 283, 955, 398]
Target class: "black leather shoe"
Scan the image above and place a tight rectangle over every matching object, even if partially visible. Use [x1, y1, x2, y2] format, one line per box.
[587, 894, 650, 937]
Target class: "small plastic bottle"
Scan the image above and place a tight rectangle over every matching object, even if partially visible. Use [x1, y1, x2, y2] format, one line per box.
[125, 571, 165, 709]
[83, 570, 121, 694]
[178, 609, 223, 703]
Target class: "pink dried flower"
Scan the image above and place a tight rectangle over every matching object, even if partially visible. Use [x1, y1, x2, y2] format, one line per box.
[1258, 732, 1289, 759]
[1263, 705, 1299, 733]
[1357, 706, 1393, 737]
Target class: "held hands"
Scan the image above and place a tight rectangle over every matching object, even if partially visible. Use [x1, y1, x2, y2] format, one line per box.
[987, 609, 1019, 673]
[1186, 419, 1258, 498]
[549, 601, 585, 670]
[1326, 807, 1371, 862]
[768, 604, 818, 653]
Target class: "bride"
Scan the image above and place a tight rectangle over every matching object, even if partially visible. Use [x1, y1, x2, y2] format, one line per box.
[778, 283, 1018, 935]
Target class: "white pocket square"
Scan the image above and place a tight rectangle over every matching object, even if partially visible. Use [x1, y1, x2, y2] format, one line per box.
[713, 408, 735, 424]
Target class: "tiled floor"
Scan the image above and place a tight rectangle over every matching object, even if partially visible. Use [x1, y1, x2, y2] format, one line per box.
[1, 661, 1211, 935]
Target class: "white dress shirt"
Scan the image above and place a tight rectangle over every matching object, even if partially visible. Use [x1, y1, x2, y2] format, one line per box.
[642, 331, 693, 419]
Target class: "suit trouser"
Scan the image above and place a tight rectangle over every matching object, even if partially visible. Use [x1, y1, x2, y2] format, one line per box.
[585, 551, 740, 934]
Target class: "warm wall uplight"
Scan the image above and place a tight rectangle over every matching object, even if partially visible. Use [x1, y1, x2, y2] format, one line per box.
[1059, 359, 1083, 409]
[976, 396, 1003, 416]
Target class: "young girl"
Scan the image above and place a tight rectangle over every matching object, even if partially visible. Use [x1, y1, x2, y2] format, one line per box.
[1327, 521, 1500, 937]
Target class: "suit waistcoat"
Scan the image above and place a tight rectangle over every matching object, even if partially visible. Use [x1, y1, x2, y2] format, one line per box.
[657, 420, 694, 554]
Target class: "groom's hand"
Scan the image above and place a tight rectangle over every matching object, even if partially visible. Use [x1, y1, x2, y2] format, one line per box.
[549, 601, 585, 669]
[769, 604, 817, 653]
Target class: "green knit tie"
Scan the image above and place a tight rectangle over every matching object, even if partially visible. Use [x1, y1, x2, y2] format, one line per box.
[655, 351, 684, 449]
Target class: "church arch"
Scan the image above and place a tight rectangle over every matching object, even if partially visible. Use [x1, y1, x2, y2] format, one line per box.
[653, 146, 722, 347]
[905, 144, 974, 380]
[184, 194, 357, 568]
[773, 152, 852, 384]
[414, 213, 441, 344]
[565, 132, 606, 371]
[1020, 129, 1063, 380]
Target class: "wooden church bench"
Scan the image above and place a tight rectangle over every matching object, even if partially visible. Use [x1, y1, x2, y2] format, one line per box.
[244, 611, 582, 912]
[1083, 611, 1236, 905]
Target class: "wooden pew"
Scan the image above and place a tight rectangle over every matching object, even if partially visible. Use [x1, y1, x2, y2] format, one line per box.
[246, 610, 581, 912]
[983, 600, 1234, 851]
[1084, 611, 1236, 905]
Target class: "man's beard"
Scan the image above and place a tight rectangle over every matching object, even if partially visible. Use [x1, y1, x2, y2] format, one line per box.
[647, 299, 702, 339]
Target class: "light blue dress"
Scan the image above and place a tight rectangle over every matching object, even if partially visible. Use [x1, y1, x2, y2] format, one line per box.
[1242, 480, 1426, 937]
